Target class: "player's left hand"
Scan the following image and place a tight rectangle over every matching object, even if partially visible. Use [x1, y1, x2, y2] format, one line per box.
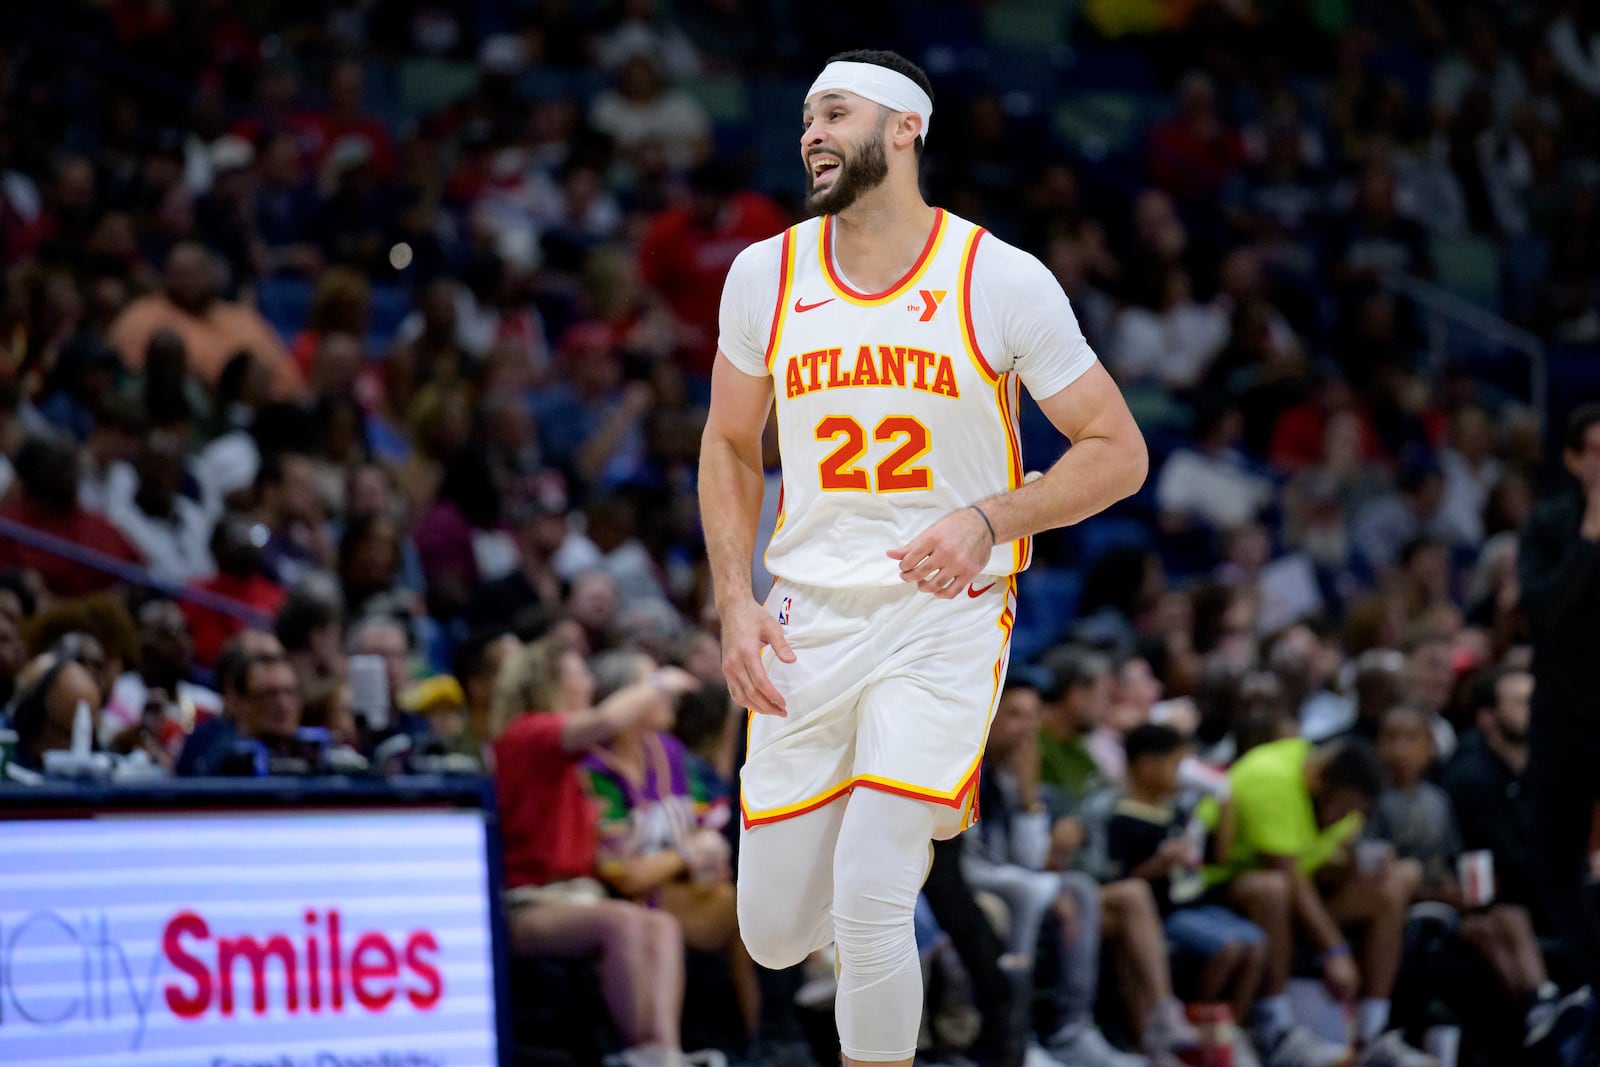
[888, 507, 994, 598]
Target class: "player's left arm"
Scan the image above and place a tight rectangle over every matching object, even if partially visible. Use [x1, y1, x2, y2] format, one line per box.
[977, 363, 1148, 539]
[891, 245, 1147, 597]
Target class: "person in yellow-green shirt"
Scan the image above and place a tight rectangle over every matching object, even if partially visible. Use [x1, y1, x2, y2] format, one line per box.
[1217, 736, 1437, 1067]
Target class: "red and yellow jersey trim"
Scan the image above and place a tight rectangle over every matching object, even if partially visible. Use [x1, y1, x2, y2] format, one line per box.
[958, 227, 1000, 383]
[819, 208, 948, 306]
[763, 227, 798, 371]
[740, 577, 1018, 831]
[957, 226, 1030, 573]
[995, 372, 1030, 571]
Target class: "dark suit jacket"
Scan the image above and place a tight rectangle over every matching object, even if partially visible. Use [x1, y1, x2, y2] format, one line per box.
[1518, 489, 1600, 762]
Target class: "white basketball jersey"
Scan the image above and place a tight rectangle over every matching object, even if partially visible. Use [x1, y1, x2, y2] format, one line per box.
[757, 209, 1031, 587]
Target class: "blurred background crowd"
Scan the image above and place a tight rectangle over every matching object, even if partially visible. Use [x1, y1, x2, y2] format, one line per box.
[4, 0, 1600, 1065]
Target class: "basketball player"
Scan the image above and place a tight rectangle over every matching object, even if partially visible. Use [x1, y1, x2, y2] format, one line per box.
[699, 51, 1148, 1066]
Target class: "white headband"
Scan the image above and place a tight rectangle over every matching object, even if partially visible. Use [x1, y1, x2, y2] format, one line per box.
[808, 61, 932, 143]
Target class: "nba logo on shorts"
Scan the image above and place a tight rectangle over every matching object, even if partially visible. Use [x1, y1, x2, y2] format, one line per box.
[778, 596, 792, 626]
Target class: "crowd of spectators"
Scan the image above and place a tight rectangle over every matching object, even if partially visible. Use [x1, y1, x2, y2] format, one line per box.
[3, 0, 1600, 1065]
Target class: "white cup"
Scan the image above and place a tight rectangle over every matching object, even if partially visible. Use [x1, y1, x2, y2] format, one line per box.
[348, 654, 390, 731]
[1458, 850, 1496, 907]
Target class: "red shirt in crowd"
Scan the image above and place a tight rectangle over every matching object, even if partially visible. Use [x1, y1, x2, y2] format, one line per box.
[638, 192, 788, 376]
[1147, 119, 1247, 203]
[182, 572, 288, 668]
[1268, 402, 1388, 470]
[0, 497, 143, 598]
[494, 713, 599, 889]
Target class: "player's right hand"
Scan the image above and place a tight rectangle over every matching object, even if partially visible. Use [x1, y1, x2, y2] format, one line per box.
[721, 599, 795, 717]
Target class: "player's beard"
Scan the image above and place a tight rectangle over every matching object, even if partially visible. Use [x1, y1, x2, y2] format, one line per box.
[806, 128, 889, 216]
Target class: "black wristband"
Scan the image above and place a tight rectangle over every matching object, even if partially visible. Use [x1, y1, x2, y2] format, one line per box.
[968, 505, 997, 547]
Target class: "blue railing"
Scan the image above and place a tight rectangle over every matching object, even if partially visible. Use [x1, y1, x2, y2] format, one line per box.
[0, 514, 274, 626]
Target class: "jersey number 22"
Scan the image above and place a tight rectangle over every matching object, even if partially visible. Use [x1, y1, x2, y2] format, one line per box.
[815, 414, 932, 493]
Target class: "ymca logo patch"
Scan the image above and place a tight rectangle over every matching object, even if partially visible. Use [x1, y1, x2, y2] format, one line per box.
[907, 288, 947, 322]
[777, 596, 792, 626]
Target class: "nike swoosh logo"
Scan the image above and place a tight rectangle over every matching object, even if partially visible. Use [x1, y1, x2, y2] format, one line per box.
[967, 582, 996, 598]
[793, 297, 835, 313]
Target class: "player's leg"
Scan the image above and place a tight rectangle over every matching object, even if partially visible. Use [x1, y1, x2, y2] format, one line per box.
[737, 795, 848, 970]
[831, 786, 942, 1066]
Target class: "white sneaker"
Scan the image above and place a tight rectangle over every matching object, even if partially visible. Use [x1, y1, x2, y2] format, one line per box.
[1526, 984, 1594, 1055]
[1143, 997, 1201, 1057]
[682, 1051, 729, 1067]
[1047, 1025, 1148, 1066]
[1358, 1031, 1437, 1067]
[607, 1048, 730, 1067]
[1262, 1027, 1352, 1067]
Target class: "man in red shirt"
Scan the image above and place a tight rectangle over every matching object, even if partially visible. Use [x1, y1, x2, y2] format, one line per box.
[292, 60, 397, 179]
[0, 435, 143, 598]
[183, 515, 287, 668]
[638, 164, 787, 378]
[1147, 71, 1246, 205]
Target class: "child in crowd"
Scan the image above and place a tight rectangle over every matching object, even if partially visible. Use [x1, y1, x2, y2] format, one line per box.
[1372, 704, 1592, 1060]
[1097, 725, 1267, 1033]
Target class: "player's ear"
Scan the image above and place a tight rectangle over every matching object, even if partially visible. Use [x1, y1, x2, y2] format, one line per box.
[892, 110, 923, 151]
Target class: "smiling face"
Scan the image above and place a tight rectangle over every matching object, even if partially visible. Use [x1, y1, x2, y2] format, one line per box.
[801, 90, 892, 216]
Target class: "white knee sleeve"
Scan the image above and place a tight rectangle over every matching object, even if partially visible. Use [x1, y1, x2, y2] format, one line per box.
[831, 788, 940, 1062]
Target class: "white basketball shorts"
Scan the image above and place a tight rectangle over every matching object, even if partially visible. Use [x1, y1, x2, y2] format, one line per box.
[739, 574, 1017, 840]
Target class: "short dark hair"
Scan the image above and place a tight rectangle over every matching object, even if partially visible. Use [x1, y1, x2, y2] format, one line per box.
[275, 590, 341, 652]
[216, 637, 270, 697]
[672, 682, 731, 752]
[1039, 645, 1111, 703]
[216, 648, 250, 697]
[0, 569, 36, 618]
[1002, 664, 1049, 695]
[453, 626, 513, 685]
[11, 659, 69, 762]
[1377, 702, 1430, 732]
[1565, 403, 1600, 453]
[1318, 738, 1386, 801]
[1465, 668, 1502, 717]
[14, 434, 78, 514]
[825, 49, 933, 159]
[1124, 723, 1187, 765]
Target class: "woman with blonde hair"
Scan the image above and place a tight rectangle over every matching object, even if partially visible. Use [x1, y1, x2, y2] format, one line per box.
[492, 638, 721, 1067]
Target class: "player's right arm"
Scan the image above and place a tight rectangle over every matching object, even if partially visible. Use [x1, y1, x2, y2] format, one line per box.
[700, 352, 795, 717]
